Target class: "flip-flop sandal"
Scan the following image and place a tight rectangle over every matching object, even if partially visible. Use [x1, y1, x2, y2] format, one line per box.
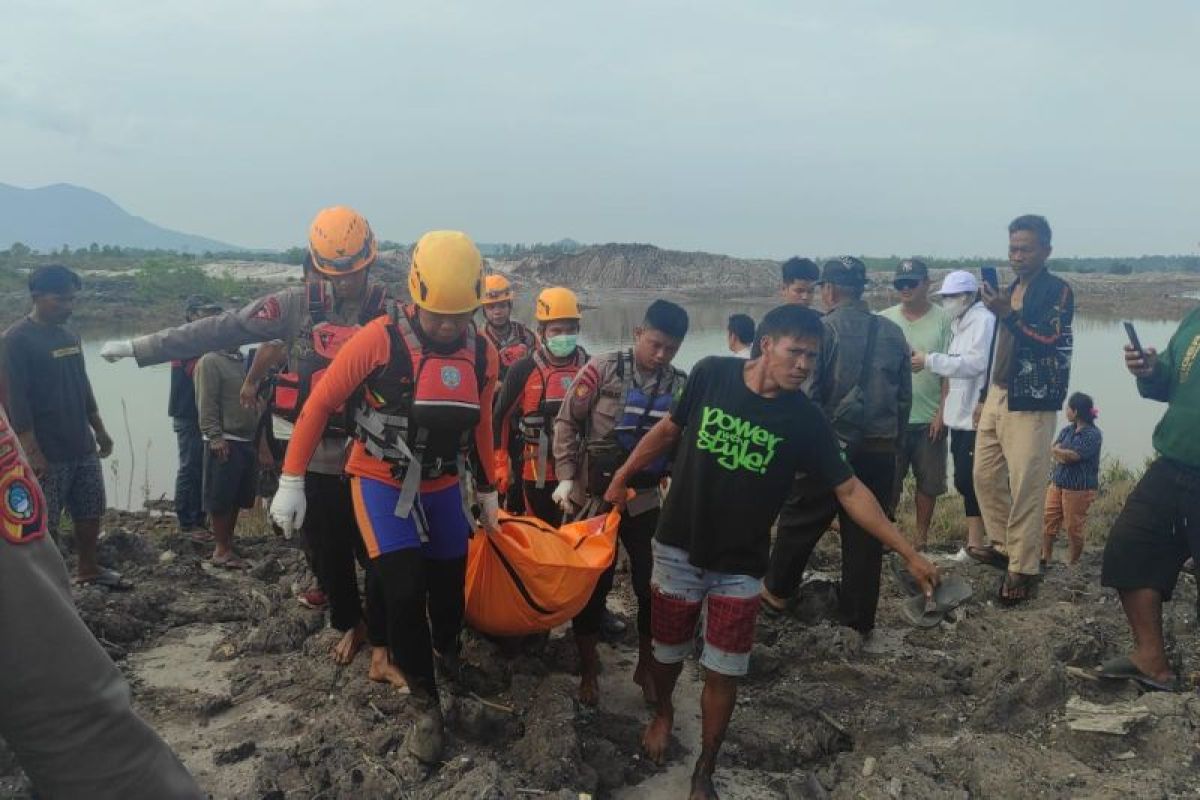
[1091, 655, 1176, 692]
[889, 554, 923, 598]
[189, 530, 215, 545]
[967, 546, 1009, 570]
[901, 576, 974, 627]
[75, 568, 133, 591]
[210, 554, 250, 571]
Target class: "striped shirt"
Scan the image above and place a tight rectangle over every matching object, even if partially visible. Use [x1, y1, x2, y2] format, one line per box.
[1050, 424, 1103, 491]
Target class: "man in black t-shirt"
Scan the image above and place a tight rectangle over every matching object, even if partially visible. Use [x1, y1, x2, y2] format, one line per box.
[604, 304, 938, 800]
[2, 265, 119, 588]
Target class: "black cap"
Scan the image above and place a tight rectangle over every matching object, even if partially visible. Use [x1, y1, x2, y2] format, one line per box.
[184, 294, 222, 313]
[894, 258, 929, 281]
[819, 256, 867, 288]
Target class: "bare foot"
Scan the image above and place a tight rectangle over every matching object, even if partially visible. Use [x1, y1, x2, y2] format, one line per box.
[578, 671, 599, 707]
[641, 711, 673, 765]
[689, 767, 719, 800]
[368, 646, 409, 692]
[633, 661, 658, 705]
[759, 587, 788, 614]
[331, 624, 366, 665]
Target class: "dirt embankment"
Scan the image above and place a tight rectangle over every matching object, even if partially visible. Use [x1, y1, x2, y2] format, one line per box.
[3, 245, 1195, 332]
[2, 505, 1199, 799]
[503, 244, 781, 294]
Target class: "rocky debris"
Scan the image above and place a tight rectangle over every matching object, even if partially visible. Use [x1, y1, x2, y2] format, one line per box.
[1065, 696, 1150, 734]
[5, 509, 1200, 799]
[213, 740, 257, 765]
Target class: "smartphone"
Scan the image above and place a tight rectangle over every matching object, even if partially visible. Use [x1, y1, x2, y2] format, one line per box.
[1123, 321, 1143, 355]
[980, 266, 999, 292]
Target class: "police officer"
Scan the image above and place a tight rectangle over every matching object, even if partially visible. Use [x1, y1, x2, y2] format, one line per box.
[0, 406, 203, 799]
[99, 207, 398, 684]
[552, 299, 690, 707]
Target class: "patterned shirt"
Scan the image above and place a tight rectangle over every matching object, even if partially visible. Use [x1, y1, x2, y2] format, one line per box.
[1050, 423, 1102, 491]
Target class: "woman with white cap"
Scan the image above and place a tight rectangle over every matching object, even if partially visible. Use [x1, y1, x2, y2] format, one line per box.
[911, 270, 996, 561]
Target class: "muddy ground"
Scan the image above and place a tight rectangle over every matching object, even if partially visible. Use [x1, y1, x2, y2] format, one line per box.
[2, 508, 1199, 799]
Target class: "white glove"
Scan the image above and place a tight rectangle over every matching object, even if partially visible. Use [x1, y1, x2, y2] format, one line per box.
[552, 480, 575, 513]
[478, 490, 500, 533]
[269, 474, 307, 539]
[100, 340, 135, 363]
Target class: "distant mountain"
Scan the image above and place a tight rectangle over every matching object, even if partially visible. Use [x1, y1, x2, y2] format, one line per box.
[0, 182, 241, 253]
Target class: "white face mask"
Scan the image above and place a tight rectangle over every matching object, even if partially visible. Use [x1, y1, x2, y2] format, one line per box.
[943, 295, 972, 317]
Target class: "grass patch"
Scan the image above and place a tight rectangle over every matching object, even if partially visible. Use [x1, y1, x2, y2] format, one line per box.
[893, 456, 1142, 550]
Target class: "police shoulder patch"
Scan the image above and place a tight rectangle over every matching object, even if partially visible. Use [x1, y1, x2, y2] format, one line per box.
[0, 462, 45, 545]
[251, 296, 282, 321]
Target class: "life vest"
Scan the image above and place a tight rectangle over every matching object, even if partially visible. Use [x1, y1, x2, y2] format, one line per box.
[354, 304, 488, 520]
[517, 347, 588, 487]
[485, 321, 535, 378]
[587, 350, 685, 492]
[273, 281, 388, 435]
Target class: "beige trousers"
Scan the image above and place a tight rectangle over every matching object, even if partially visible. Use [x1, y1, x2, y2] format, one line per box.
[972, 387, 1057, 575]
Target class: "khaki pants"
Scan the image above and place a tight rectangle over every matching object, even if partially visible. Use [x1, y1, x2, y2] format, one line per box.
[1043, 485, 1096, 563]
[973, 387, 1057, 575]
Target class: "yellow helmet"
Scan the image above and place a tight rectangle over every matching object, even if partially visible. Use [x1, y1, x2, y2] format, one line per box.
[408, 231, 483, 314]
[308, 206, 376, 276]
[482, 274, 514, 305]
[535, 287, 581, 322]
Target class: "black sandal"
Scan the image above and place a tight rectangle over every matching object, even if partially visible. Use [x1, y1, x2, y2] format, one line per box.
[967, 545, 1009, 571]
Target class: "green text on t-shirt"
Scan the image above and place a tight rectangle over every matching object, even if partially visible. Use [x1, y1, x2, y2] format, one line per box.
[696, 405, 782, 474]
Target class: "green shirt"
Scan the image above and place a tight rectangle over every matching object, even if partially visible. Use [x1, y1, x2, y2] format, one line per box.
[881, 303, 951, 425]
[1137, 306, 1200, 469]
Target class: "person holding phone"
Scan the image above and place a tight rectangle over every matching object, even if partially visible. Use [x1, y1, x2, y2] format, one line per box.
[1094, 306, 1200, 690]
[973, 215, 1074, 606]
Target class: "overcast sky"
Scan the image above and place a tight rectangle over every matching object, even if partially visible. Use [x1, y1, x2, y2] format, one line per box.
[3, 1, 1197, 257]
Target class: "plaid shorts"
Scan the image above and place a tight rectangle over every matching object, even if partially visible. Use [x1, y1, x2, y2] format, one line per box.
[649, 540, 762, 677]
[44, 455, 106, 539]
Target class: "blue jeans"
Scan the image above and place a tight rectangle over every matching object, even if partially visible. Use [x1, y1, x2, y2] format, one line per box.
[172, 418, 205, 529]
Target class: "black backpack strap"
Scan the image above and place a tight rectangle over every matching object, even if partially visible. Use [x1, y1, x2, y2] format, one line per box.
[359, 283, 388, 323]
[307, 281, 328, 324]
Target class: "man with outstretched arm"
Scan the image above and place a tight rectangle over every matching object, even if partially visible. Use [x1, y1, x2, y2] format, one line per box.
[99, 207, 398, 682]
[603, 304, 939, 800]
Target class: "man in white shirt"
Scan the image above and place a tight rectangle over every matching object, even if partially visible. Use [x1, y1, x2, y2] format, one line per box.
[726, 313, 755, 359]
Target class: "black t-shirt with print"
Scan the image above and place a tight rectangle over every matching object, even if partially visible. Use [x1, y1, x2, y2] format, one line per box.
[655, 356, 853, 577]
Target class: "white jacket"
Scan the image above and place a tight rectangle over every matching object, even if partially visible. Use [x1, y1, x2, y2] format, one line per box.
[925, 302, 995, 431]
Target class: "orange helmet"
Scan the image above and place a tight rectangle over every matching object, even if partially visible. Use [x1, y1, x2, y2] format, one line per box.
[535, 287, 581, 322]
[482, 274, 514, 305]
[308, 206, 376, 276]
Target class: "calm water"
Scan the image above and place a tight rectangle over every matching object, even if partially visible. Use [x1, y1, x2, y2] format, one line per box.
[84, 300, 1183, 509]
